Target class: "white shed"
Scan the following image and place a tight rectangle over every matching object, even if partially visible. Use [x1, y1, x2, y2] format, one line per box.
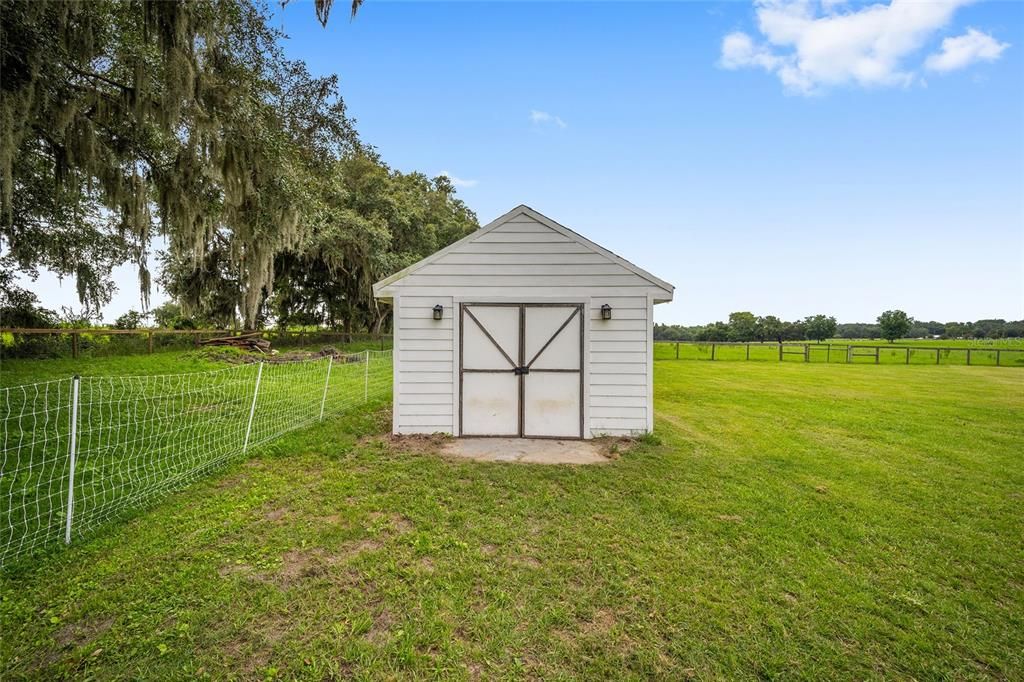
[372, 205, 674, 439]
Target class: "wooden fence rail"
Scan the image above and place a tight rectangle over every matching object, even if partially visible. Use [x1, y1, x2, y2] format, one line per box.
[1, 328, 393, 359]
[660, 341, 1023, 367]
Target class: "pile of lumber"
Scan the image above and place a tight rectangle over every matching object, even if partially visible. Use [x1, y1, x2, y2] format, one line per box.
[200, 332, 272, 353]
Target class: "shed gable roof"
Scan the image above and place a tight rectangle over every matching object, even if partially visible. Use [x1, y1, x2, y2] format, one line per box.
[373, 205, 674, 301]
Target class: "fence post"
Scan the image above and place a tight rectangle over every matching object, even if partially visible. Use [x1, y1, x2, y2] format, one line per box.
[364, 350, 370, 401]
[905, 348, 911, 365]
[746, 343, 750, 360]
[778, 344, 783, 362]
[675, 342, 679, 359]
[804, 344, 809, 362]
[319, 356, 333, 422]
[936, 348, 941, 365]
[147, 331, 154, 354]
[826, 344, 831, 363]
[875, 347, 880, 365]
[64, 376, 81, 544]
[243, 362, 263, 453]
[711, 344, 716, 361]
[967, 349, 972, 366]
[996, 349, 1001, 367]
[71, 332, 80, 359]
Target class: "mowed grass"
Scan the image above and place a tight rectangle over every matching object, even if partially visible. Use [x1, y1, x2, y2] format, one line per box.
[1, 360, 1022, 679]
[838, 338, 1024, 348]
[654, 340, 1024, 366]
[0, 346, 386, 388]
[0, 350, 230, 387]
[0, 348, 391, 568]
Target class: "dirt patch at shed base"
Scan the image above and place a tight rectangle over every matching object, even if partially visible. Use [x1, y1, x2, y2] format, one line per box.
[441, 437, 614, 465]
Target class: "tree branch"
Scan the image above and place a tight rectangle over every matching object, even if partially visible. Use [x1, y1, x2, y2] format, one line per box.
[64, 63, 134, 92]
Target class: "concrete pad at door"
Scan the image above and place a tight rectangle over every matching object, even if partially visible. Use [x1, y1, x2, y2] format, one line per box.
[442, 438, 610, 465]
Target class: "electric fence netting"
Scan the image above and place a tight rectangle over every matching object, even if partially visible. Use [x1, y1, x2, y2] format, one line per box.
[0, 350, 393, 568]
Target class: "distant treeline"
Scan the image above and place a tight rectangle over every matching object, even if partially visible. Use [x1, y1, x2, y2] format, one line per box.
[655, 313, 1024, 343]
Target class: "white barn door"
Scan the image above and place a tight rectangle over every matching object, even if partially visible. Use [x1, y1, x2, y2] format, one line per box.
[460, 304, 520, 436]
[522, 305, 582, 437]
[459, 303, 583, 439]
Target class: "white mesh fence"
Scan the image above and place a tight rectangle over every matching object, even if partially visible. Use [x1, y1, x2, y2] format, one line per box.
[0, 350, 392, 568]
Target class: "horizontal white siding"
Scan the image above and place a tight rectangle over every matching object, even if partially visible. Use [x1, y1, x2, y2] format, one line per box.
[390, 217, 668, 299]
[436, 252, 610, 265]
[385, 286, 655, 298]
[591, 383, 646, 397]
[588, 297, 649, 437]
[418, 264, 631, 276]
[394, 295, 454, 435]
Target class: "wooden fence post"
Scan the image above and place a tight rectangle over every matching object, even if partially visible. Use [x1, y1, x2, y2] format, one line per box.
[875, 347, 880, 365]
[778, 344, 783, 362]
[675, 342, 679, 359]
[967, 349, 972, 366]
[147, 331, 154, 354]
[996, 349, 1001, 367]
[746, 343, 750, 360]
[905, 347, 911, 365]
[936, 348, 941, 365]
[71, 332, 80, 359]
[711, 343, 716, 361]
[804, 344, 809, 362]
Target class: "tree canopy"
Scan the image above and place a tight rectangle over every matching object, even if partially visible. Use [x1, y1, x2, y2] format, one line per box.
[804, 315, 838, 343]
[655, 312, 1022, 342]
[0, 0, 477, 330]
[877, 310, 913, 343]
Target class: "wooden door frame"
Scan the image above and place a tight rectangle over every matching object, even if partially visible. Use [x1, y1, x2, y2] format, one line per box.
[456, 299, 587, 439]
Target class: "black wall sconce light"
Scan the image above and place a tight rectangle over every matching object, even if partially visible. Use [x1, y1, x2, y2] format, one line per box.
[433, 304, 444, 321]
[600, 304, 612, 320]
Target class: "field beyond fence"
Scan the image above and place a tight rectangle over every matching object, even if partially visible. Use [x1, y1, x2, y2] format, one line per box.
[0, 327, 393, 360]
[655, 341, 1024, 367]
[0, 350, 393, 568]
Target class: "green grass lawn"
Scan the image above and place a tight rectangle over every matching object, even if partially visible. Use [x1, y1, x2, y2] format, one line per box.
[0, 347, 393, 388]
[0, 349, 231, 387]
[1, 331, 391, 365]
[2, 359, 1022, 679]
[834, 338, 1024, 348]
[654, 339, 1024, 366]
[0, 348, 393, 568]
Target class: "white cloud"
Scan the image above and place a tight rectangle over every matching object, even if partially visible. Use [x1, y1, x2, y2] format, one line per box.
[721, 31, 784, 71]
[438, 171, 478, 188]
[529, 109, 567, 129]
[925, 28, 1010, 72]
[719, 0, 1008, 94]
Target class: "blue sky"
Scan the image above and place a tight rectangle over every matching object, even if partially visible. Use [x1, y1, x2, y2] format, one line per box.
[30, 0, 1024, 325]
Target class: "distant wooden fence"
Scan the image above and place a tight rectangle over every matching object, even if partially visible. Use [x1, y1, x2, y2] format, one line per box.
[657, 341, 1024, 367]
[0, 328, 393, 359]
